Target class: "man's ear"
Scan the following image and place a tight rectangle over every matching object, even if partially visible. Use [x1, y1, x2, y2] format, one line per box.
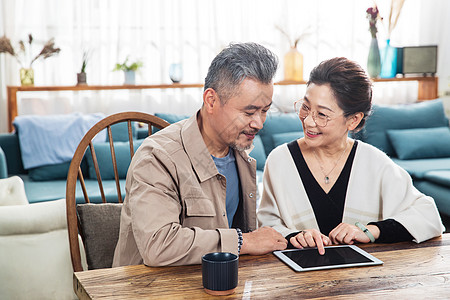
[347, 112, 364, 131]
[203, 88, 218, 113]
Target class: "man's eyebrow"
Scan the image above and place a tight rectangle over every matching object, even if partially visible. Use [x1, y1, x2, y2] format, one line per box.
[243, 102, 272, 110]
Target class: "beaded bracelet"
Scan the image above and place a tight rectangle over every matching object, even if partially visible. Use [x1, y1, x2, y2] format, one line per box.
[355, 222, 375, 243]
[236, 228, 243, 254]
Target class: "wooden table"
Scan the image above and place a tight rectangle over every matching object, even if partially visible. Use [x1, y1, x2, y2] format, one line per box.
[74, 233, 450, 299]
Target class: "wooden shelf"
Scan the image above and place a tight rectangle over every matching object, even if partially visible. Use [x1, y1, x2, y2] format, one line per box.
[6, 77, 438, 132]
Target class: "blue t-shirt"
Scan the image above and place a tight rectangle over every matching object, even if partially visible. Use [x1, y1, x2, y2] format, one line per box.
[212, 149, 240, 228]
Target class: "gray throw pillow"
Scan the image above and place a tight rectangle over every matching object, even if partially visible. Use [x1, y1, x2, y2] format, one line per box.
[76, 203, 123, 270]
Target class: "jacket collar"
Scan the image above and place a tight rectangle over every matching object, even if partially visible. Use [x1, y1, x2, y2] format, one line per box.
[181, 112, 219, 182]
[181, 111, 256, 182]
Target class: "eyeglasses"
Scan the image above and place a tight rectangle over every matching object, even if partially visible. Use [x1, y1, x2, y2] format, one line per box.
[294, 99, 335, 128]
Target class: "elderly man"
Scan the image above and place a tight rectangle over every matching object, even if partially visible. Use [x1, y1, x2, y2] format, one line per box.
[113, 42, 287, 266]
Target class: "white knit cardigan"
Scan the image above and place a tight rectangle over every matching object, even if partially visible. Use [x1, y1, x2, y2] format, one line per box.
[257, 140, 445, 243]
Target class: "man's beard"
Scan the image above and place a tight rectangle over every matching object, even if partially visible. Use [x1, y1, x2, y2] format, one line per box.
[229, 130, 258, 152]
[229, 140, 252, 152]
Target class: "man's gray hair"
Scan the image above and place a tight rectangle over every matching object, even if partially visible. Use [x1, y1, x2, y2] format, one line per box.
[204, 42, 278, 103]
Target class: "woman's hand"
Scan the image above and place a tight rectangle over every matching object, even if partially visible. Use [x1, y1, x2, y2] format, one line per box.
[289, 229, 331, 255]
[329, 223, 380, 245]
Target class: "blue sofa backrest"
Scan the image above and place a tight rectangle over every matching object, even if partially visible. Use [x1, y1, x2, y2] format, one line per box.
[352, 99, 448, 157]
[0, 121, 141, 180]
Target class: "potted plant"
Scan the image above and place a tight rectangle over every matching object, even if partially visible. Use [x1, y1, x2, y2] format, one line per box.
[113, 57, 143, 85]
[77, 51, 88, 85]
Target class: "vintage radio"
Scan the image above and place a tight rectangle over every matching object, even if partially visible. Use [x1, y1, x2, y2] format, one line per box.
[397, 45, 438, 75]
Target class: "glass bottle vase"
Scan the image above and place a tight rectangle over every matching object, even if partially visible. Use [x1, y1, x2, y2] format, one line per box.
[367, 37, 381, 78]
[284, 47, 303, 81]
[380, 39, 397, 78]
[169, 63, 183, 83]
[20, 68, 34, 86]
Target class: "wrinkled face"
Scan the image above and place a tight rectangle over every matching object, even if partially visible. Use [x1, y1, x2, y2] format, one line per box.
[212, 79, 273, 151]
[300, 83, 351, 148]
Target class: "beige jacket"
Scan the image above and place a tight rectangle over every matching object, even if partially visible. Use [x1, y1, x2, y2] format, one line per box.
[113, 113, 257, 267]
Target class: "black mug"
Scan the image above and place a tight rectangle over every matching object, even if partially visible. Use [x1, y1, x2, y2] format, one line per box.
[202, 252, 239, 295]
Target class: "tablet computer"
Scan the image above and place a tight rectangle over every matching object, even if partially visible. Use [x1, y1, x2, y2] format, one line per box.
[273, 245, 383, 272]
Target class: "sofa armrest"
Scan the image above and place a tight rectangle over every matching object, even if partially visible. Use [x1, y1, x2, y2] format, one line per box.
[0, 147, 7, 179]
[0, 133, 25, 175]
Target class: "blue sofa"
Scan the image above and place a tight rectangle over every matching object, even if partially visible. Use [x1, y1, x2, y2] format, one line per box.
[352, 99, 450, 217]
[0, 112, 302, 204]
[0, 123, 147, 204]
[3, 101, 449, 218]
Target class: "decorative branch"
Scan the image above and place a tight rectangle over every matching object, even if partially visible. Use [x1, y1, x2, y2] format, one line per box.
[275, 24, 311, 49]
[0, 34, 60, 68]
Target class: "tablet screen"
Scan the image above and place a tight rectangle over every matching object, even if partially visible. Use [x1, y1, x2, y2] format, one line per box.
[273, 245, 383, 272]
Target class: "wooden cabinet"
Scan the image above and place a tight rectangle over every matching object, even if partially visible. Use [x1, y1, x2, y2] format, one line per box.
[6, 77, 438, 132]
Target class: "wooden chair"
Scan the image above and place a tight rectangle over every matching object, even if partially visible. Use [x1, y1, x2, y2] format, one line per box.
[66, 112, 169, 272]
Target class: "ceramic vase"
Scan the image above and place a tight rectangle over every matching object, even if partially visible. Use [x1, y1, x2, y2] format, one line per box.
[124, 71, 136, 85]
[77, 72, 87, 85]
[20, 68, 34, 86]
[380, 39, 397, 78]
[284, 47, 303, 81]
[169, 63, 183, 83]
[367, 37, 381, 78]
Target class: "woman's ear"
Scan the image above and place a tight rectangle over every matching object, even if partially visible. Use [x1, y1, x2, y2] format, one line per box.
[347, 112, 364, 131]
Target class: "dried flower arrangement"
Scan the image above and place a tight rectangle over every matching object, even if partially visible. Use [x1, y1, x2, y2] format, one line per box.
[0, 34, 60, 68]
[275, 25, 311, 49]
[376, 0, 406, 38]
[366, 6, 381, 38]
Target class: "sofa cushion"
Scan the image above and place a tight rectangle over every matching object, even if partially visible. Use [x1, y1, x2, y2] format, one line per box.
[76, 203, 122, 270]
[392, 157, 450, 179]
[387, 127, 450, 159]
[423, 170, 450, 188]
[154, 113, 190, 133]
[413, 180, 450, 216]
[272, 132, 304, 148]
[250, 135, 266, 171]
[108, 122, 137, 142]
[259, 113, 302, 155]
[28, 161, 71, 181]
[20, 174, 126, 204]
[155, 113, 190, 124]
[86, 140, 144, 180]
[354, 99, 448, 157]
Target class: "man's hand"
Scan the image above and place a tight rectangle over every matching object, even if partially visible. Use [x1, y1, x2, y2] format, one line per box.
[289, 229, 331, 255]
[329, 223, 380, 245]
[240, 227, 287, 255]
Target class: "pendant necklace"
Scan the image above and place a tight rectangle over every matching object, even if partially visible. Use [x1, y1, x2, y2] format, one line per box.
[313, 142, 348, 184]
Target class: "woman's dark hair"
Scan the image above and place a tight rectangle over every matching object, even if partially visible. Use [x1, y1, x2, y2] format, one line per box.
[307, 57, 372, 131]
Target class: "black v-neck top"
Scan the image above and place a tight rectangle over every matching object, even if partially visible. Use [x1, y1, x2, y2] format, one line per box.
[287, 140, 357, 235]
[286, 140, 413, 244]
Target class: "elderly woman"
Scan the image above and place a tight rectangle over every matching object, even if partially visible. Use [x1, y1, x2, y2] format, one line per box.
[257, 57, 444, 254]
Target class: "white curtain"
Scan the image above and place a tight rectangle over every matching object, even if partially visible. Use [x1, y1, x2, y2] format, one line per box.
[0, 0, 449, 132]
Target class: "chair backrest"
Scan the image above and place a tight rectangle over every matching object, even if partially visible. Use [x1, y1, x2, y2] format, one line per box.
[66, 112, 169, 272]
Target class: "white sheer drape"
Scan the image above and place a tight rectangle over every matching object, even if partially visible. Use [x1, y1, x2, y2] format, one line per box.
[0, 0, 449, 132]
